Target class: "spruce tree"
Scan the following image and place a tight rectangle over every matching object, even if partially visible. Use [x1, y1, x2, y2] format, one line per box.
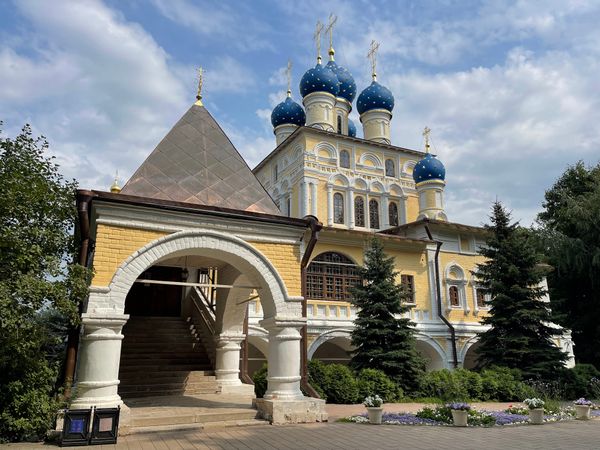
[475, 201, 566, 379]
[350, 237, 424, 392]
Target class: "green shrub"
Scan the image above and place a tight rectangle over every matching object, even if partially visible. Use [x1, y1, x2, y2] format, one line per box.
[252, 364, 268, 398]
[415, 405, 452, 423]
[307, 360, 328, 401]
[321, 364, 360, 404]
[420, 369, 470, 401]
[479, 366, 534, 401]
[559, 364, 600, 399]
[357, 368, 403, 402]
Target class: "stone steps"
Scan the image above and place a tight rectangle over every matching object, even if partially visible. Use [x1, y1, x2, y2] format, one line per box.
[119, 316, 217, 398]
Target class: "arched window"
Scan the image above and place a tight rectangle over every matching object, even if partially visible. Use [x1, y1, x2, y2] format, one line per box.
[337, 116, 342, 134]
[306, 252, 361, 301]
[340, 150, 350, 168]
[333, 193, 344, 224]
[369, 199, 380, 229]
[355, 197, 365, 227]
[449, 286, 460, 307]
[385, 159, 395, 177]
[389, 202, 399, 227]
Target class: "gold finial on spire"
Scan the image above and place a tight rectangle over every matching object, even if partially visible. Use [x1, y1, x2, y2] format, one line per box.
[423, 126, 431, 153]
[110, 170, 121, 193]
[195, 67, 204, 106]
[367, 40, 380, 81]
[313, 20, 324, 63]
[325, 13, 337, 60]
[285, 59, 292, 97]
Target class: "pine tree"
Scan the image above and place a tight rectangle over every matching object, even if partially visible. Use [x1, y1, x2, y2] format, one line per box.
[350, 237, 424, 392]
[475, 201, 566, 379]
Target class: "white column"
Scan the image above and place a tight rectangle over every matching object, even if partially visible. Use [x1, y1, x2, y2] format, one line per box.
[70, 314, 128, 409]
[348, 189, 355, 229]
[382, 194, 390, 229]
[261, 318, 305, 400]
[215, 333, 245, 389]
[310, 182, 317, 217]
[327, 185, 333, 226]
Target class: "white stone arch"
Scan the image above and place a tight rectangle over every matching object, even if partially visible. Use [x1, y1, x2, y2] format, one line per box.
[327, 173, 350, 188]
[308, 329, 353, 360]
[445, 262, 466, 281]
[314, 142, 338, 159]
[459, 336, 481, 370]
[105, 230, 296, 319]
[358, 152, 383, 168]
[415, 334, 449, 370]
[388, 183, 406, 197]
[353, 177, 368, 191]
[402, 159, 417, 175]
[370, 180, 386, 193]
[307, 249, 360, 266]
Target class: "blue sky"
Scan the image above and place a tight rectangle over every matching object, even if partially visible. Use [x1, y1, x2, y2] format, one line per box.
[1, 0, 599, 226]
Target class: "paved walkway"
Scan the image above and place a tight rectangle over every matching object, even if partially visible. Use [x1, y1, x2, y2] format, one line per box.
[5, 419, 600, 450]
[4, 403, 599, 449]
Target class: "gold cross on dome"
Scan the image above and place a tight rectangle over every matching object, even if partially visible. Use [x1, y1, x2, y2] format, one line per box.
[423, 126, 431, 152]
[325, 13, 337, 49]
[285, 59, 292, 96]
[195, 67, 204, 105]
[313, 20, 324, 61]
[367, 40, 380, 80]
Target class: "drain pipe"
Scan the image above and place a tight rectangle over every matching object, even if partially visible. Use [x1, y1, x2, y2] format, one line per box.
[300, 216, 322, 398]
[424, 225, 459, 368]
[63, 190, 95, 397]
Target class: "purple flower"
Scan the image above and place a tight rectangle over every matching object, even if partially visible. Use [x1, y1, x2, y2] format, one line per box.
[574, 398, 593, 406]
[382, 413, 440, 425]
[447, 402, 471, 411]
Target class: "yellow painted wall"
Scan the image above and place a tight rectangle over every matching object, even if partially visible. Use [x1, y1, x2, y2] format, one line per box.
[406, 196, 420, 222]
[247, 242, 302, 297]
[92, 224, 169, 286]
[310, 240, 430, 312]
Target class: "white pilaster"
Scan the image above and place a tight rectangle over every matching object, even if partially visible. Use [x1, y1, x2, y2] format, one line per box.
[365, 193, 371, 229]
[382, 194, 390, 229]
[327, 185, 333, 226]
[299, 180, 307, 217]
[348, 189, 355, 229]
[70, 314, 128, 409]
[310, 182, 317, 216]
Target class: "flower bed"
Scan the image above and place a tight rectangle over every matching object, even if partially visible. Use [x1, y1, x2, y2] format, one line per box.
[342, 404, 582, 427]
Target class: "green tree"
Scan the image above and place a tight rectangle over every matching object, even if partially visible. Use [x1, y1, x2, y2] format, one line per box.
[0, 124, 89, 442]
[475, 202, 566, 379]
[349, 237, 424, 393]
[537, 161, 600, 369]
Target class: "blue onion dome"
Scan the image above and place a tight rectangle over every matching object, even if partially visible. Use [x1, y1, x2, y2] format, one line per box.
[326, 60, 357, 103]
[299, 62, 339, 98]
[348, 119, 357, 137]
[356, 81, 395, 115]
[271, 94, 306, 128]
[412, 153, 446, 183]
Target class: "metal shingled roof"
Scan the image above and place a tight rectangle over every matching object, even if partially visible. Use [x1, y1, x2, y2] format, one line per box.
[121, 104, 280, 214]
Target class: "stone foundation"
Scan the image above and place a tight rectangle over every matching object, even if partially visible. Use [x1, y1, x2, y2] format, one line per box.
[255, 397, 328, 424]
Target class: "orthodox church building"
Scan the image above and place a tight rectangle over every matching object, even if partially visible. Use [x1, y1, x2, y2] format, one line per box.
[69, 22, 574, 430]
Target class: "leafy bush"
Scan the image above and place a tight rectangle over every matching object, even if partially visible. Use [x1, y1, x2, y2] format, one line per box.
[252, 364, 268, 398]
[321, 364, 360, 404]
[558, 364, 600, 399]
[479, 367, 535, 401]
[419, 369, 470, 401]
[307, 360, 328, 401]
[357, 368, 403, 403]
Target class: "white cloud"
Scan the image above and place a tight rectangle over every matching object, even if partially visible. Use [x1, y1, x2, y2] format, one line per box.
[0, 0, 188, 190]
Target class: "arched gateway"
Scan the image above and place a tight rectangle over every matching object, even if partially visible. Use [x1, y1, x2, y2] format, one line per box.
[70, 100, 328, 425]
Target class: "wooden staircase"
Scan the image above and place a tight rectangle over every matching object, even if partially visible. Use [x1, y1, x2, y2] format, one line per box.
[119, 316, 219, 398]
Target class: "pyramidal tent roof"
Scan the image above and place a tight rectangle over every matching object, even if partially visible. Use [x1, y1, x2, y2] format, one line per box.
[121, 104, 279, 214]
